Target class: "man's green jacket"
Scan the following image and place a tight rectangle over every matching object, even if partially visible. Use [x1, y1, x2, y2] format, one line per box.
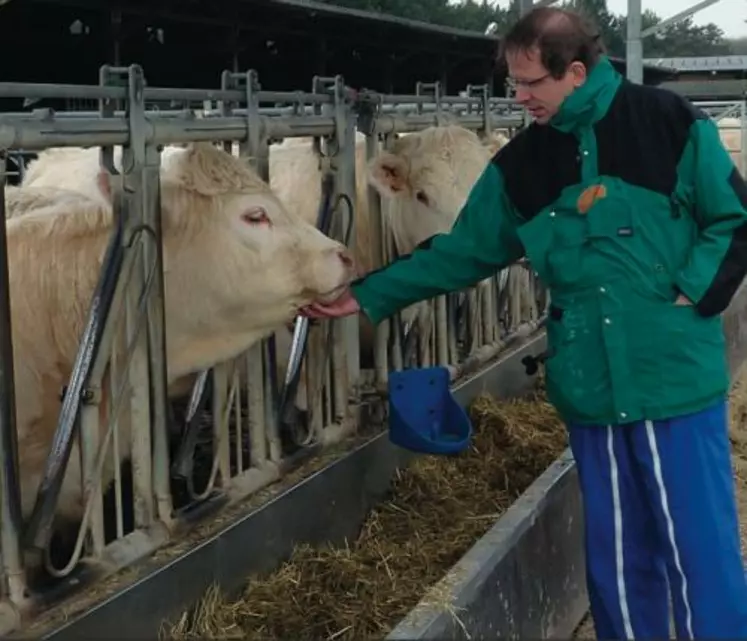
[350, 56, 747, 426]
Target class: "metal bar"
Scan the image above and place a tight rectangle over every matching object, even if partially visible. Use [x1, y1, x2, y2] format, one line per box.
[246, 346, 267, 468]
[0, 82, 336, 106]
[365, 132, 389, 389]
[211, 366, 231, 485]
[329, 76, 358, 402]
[78, 389, 107, 558]
[23, 210, 126, 550]
[370, 114, 523, 136]
[277, 173, 336, 426]
[0, 114, 346, 151]
[662, 79, 747, 99]
[142, 142, 173, 528]
[627, 0, 643, 84]
[0, 96, 523, 152]
[0, 83, 126, 101]
[5, 102, 521, 122]
[640, 0, 723, 39]
[691, 100, 745, 108]
[0, 158, 25, 608]
[119, 65, 156, 531]
[361, 93, 515, 106]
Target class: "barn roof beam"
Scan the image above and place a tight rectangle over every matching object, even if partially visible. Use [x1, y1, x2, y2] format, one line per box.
[627, 0, 724, 83]
[640, 0, 722, 38]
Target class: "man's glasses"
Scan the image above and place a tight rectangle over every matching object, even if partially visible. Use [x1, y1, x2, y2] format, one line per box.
[505, 72, 552, 91]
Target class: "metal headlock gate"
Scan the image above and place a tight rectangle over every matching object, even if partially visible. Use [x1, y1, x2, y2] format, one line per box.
[0, 64, 547, 637]
[0, 64, 745, 639]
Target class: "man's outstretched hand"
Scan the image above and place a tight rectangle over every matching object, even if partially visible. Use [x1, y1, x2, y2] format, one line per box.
[301, 289, 360, 319]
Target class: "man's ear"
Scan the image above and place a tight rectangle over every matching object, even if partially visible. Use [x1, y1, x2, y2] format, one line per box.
[569, 60, 588, 87]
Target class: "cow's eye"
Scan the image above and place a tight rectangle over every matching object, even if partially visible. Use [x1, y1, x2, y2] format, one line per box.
[241, 207, 271, 226]
[415, 191, 429, 205]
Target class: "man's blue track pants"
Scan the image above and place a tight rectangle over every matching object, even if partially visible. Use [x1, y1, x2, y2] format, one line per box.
[568, 399, 747, 639]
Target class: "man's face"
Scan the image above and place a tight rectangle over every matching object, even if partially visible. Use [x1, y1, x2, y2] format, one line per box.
[505, 47, 588, 124]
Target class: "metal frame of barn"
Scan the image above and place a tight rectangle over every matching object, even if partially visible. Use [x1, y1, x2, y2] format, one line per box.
[0, 0, 676, 100]
[0, 0, 743, 639]
[647, 56, 747, 100]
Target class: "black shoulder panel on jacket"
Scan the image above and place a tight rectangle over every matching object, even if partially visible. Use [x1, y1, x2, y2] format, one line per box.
[490, 123, 580, 221]
[696, 169, 747, 317]
[594, 80, 708, 196]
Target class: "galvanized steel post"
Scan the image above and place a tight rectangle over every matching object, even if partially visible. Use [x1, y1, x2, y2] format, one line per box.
[626, 0, 643, 84]
[0, 154, 25, 620]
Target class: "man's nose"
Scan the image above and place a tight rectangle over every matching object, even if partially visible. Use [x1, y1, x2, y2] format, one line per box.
[514, 86, 531, 103]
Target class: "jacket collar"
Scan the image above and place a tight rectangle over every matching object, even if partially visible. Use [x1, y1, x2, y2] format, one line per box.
[549, 55, 622, 133]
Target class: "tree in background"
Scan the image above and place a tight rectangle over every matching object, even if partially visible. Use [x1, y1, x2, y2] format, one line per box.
[317, 0, 735, 57]
[568, 0, 732, 57]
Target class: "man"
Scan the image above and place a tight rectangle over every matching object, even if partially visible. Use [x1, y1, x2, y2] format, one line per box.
[304, 6, 747, 640]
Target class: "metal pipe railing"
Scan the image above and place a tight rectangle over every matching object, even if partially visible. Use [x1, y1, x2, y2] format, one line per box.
[0, 155, 24, 609]
[0, 80, 337, 107]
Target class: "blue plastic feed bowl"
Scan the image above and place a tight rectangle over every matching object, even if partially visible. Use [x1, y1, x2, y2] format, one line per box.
[387, 366, 473, 455]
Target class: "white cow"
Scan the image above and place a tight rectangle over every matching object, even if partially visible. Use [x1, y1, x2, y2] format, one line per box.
[270, 124, 508, 336]
[21, 126, 510, 437]
[10, 142, 355, 543]
[268, 125, 509, 397]
[5, 183, 102, 218]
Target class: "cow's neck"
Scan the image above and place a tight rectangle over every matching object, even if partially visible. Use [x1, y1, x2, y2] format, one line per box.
[165, 327, 273, 383]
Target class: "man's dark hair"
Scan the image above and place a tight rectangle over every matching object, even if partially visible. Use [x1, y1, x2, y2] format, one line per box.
[498, 7, 606, 78]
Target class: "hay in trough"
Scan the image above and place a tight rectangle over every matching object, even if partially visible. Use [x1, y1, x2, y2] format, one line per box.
[164, 379, 567, 641]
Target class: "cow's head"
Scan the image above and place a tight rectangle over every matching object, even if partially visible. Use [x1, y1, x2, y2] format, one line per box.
[154, 143, 356, 375]
[367, 125, 498, 255]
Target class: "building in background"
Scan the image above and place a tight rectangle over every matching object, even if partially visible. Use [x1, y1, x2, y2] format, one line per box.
[0, 0, 677, 113]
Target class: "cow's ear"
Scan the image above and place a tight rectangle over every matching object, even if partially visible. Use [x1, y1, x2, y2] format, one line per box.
[367, 153, 409, 197]
[95, 169, 113, 203]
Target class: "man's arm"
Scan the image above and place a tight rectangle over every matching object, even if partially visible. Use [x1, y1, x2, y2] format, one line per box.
[673, 115, 747, 317]
[351, 161, 525, 326]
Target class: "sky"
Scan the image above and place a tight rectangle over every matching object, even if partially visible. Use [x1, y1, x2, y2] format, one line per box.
[449, 0, 747, 39]
[605, 0, 747, 39]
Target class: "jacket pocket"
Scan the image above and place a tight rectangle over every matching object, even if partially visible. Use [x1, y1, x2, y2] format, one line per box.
[544, 306, 614, 422]
[558, 181, 638, 288]
[624, 297, 726, 411]
[545, 205, 589, 288]
[516, 204, 589, 288]
[584, 182, 635, 242]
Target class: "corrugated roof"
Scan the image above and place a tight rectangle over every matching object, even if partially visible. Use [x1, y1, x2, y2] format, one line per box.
[263, 0, 677, 76]
[257, 0, 499, 41]
[643, 56, 747, 72]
